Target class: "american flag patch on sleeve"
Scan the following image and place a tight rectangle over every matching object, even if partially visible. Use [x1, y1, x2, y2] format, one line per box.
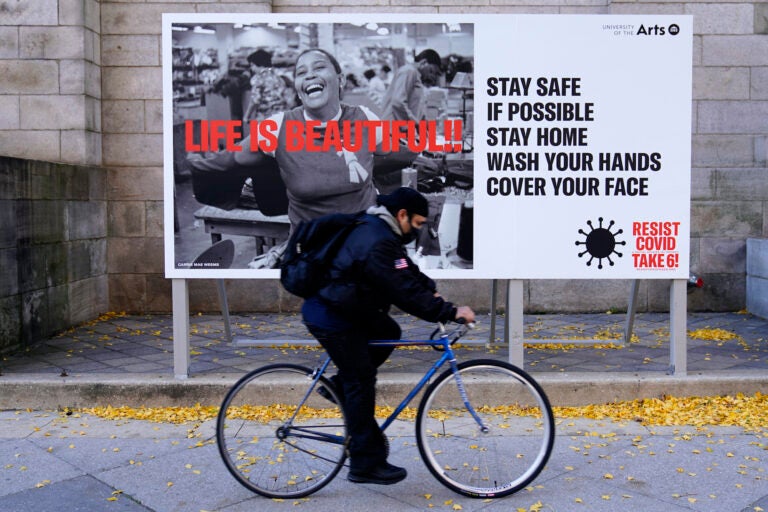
[394, 258, 408, 269]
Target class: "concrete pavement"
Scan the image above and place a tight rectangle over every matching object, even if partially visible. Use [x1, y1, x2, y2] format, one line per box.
[1, 311, 768, 408]
[1, 409, 766, 512]
[1, 311, 768, 511]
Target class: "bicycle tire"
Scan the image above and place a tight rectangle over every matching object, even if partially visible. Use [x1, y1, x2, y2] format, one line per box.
[216, 364, 347, 499]
[416, 360, 554, 498]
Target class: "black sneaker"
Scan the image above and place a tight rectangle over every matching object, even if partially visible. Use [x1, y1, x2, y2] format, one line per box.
[348, 462, 407, 485]
[316, 385, 338, 405]
[317, 375, 344, 405]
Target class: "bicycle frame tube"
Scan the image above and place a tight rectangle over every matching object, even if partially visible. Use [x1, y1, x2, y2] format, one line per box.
[286, 356, 334, 425]
[371, 336, 456, 432]
[371, 336, 489, 433]
[305, 332, 489, 435]
[282, 357, 347, 445]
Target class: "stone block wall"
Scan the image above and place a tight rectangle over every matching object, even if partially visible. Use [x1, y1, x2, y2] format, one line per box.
[0, 157, 107, 352]
[0, 0, 766, 326]
[0, 0, 102, 165]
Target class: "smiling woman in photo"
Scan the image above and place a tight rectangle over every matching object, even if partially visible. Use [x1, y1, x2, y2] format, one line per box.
[189, 48, 389, 266]
[189, 48, 389, 267]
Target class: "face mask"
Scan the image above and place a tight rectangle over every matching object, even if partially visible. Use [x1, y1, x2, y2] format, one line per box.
[401, 216, 422, 244]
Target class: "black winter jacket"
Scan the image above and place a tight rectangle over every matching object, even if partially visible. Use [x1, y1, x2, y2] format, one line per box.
[315, 210, 457, 324]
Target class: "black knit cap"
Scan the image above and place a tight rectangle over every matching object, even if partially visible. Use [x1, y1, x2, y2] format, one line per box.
[377, 187, 429, 218]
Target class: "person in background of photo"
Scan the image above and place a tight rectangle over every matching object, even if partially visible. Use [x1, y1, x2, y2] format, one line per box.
[365, 65, 390, 107]
[372, 50, 442, 192]
[379, 49, 442, 127]
[344, 72, 361, 91]
[243, 49, 290, 122]
[379, 64, 392, 87]
[188, 48, 386, 268]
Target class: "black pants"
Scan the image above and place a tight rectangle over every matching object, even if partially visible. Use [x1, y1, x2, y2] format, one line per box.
[304, 314, 399, 471]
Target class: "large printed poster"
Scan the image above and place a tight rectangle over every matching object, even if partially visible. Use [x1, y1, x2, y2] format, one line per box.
[163, 13, 692, 279]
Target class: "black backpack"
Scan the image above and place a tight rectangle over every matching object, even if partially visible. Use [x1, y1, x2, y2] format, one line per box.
[279, 212, 363, 298]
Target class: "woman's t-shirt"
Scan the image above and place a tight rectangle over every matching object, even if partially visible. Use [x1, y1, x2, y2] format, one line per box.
[264, 104, 383, 228]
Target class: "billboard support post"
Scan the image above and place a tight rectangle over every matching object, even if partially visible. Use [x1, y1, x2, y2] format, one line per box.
[624, 280, 641, 344]
[172, 279, 191, 379]
[670, 278, 687, 375]
[507, 279, 525, 367]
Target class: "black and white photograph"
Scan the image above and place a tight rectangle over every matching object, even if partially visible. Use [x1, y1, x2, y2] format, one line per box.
[166, 19, 475, 277]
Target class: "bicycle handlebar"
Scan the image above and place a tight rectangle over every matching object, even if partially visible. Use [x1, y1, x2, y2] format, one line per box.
[430, 321, 475, 347]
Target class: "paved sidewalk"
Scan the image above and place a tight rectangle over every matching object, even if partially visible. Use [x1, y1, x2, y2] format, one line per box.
[1, 312, 767, 511]
[1, 311, 768, 409]
[2, 311, 767, 376]
[1, 409, 766, 512]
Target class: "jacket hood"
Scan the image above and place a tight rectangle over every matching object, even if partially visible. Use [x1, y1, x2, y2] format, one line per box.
[366, 205, 403, 237]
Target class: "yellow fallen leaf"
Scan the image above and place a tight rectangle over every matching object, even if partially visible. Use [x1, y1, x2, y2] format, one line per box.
[423, 494, 432, 500]
[604, 473, 614, 479]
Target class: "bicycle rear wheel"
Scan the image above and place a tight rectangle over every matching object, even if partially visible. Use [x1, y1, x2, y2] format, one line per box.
[416, 360, 554, 498]
[216, 364, 347, 499]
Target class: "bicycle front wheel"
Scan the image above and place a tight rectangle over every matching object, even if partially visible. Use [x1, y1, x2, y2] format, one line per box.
[216, 364, 347, 499]
[416, 360, 554, 499]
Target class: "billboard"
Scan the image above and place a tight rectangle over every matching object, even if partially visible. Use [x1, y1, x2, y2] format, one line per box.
[163, 13, 692, 279]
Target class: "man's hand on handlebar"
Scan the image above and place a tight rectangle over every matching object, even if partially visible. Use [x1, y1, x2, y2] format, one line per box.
[454, 306, 475, 325]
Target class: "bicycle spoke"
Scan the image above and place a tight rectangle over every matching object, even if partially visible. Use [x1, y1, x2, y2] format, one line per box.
[216, 364, 347, 499]
[416, 360, 554, 498]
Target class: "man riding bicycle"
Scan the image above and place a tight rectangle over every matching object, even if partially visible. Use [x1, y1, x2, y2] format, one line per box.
[302, 187, 475, 485]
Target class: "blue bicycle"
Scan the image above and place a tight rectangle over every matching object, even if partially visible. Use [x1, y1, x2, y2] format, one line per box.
[216, 322, 555, 499]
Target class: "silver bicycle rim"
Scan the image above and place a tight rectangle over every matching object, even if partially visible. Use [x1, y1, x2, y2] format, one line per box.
[217, 365, 347, 499]
[417, 361, 554, 498]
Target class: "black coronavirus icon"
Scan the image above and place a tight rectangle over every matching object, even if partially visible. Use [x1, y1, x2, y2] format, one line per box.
[575, 217, 626, 269]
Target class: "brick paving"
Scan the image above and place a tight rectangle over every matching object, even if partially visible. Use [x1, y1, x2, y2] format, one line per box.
[2, 311, 767, 378]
